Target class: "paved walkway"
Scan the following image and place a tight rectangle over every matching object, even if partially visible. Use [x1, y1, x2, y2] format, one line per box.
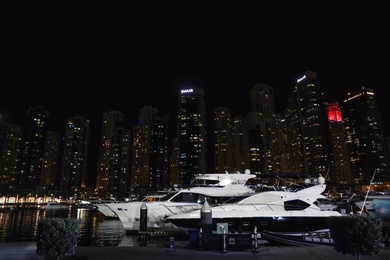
[1, 242, 390, 260]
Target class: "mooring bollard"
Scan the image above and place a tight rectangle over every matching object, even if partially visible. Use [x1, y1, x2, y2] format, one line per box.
[201, 200, 212, 233]
[138, 232, 147, 247]
[221, 224, 227, 253]
[252, 226, 259, 252]
[140, 202, 147, 232]
[139, 203, 148, 246]
[198, 227, 203, 250]
[169, 236, 175, 251]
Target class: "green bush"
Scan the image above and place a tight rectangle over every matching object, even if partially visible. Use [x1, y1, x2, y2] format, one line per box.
[36, 218, 81, 259]
[327, 215, 382, 258]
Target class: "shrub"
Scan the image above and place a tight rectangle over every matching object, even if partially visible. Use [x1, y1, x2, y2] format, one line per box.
[327, 215, 382, 259]
[36, 218, 81, 259]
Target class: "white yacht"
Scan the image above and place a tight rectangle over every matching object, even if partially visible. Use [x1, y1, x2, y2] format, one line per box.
[166, 175, 342, 235]
[96, 194, 172, 219]
[190, 170, 256, 187]
[105, 171, 256, 234]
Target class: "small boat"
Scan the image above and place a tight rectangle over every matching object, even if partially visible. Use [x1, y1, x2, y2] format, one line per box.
[314, 197, 339, 211]
[371, 196, 390, 222]
[40, 201, 71, 210]
[72, 202, 96, 209]
[0, 204, 17, 211]
[354, 199, 376, 216]
[72, 199, 112, 209]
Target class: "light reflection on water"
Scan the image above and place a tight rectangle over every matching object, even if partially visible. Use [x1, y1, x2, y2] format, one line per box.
[0, 207, 185, 247]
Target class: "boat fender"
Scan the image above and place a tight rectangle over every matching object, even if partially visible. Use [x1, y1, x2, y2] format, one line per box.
[318, 176, 325, 184]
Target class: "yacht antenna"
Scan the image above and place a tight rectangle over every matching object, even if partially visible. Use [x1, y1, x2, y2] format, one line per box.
[324, 168, 330, 180]
[360, 169, 377, 216]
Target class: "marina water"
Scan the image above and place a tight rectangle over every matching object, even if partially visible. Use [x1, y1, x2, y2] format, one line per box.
[0, 207, 187, 247]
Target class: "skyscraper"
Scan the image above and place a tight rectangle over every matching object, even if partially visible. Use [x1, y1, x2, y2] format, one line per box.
[231, 115, 250, 172]
[60, 115, 90, 200]
[250, 83, 275, 116]
[285, 71, 332, 176]
[343, 86, 390, 184]
[177, 88, 206, 185]
[40, 130, 61, 193]
[18, 105, 49, 195]
[247, 83, 279, 175]
[327, 102, 353, 185]
[131, 106, 156, 193]
[109, 126, 131, 200]
[0, 122, 22, 194]
[131, 106, 169, 194]
[214, 107, 233, 173]
[96, 111, 126, 196]
[149, 114, 169, 189]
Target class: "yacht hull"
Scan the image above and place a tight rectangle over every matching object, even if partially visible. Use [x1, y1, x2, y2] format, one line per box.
[168, 215, 337, 234]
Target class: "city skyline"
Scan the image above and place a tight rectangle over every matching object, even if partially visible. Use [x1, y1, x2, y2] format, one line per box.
[2, 2, 390, 192]
[2, 71, 389, 136]
[3, 80, 387, 189]
[1, 71, 388, 201]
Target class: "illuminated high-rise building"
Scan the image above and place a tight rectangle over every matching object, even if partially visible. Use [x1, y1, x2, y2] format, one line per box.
[60, 115, 90, 200]
[231, 115, 250, 172]
[177, 88, 206, 185]
[0, 122, 7, 156]
[18, 105, 49, 194]
[40, 130, 61, 193]
[328, 102, 343, 122]
[96, 111, 126, 196]
[327, 102, 353, 184]
[149, 114, 169, 189]
[131, 106, 169, 194]
[272, 114, 290, 173]
[285, 71, 332, 176]
[0, 122, 22, 194]
[247, 83, 281, 175]
[109, 126, 131, 200]
[343, 86, 389, 184]
[169, 137, 180, 187]
[131, 106, 156, 192]
[214, 107, 233, 173]
[250, 83, 275, 116]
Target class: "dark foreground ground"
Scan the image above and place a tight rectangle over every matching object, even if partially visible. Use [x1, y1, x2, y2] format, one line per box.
[1, 242, 390, 260]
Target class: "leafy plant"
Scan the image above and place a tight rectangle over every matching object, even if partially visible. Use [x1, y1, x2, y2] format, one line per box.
[36, 218, 81, 259]
[327, 215, 382, 260]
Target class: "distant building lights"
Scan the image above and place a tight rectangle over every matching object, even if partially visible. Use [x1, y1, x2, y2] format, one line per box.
[296, 75, 306, 83]
[327, 103, 343, 122]
[181, 89, 194, 94]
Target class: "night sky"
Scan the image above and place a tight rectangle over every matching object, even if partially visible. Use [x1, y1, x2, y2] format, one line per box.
[2, 2, 390, 182]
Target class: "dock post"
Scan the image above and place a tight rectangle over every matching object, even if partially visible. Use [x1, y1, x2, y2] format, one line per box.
[169, 236, 175, 251]
[200, 199, 212, 233]
[139, 202, 147, 246]
[198, 227, 203, 250]
[200, 199, 212, 250]
[252, 226, 259, 252]
[221, 228, 227, 253]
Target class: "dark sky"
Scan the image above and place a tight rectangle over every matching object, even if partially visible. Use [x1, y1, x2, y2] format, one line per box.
[2, 1, 390, 136]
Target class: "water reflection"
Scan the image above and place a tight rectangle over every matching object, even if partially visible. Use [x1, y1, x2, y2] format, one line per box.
[0, 207, 128, 246]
